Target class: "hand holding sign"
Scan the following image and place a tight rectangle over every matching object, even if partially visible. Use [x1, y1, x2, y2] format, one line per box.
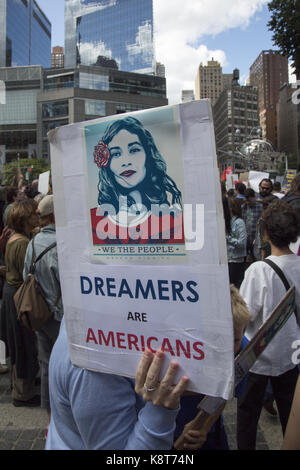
[135, 349, 189, 410]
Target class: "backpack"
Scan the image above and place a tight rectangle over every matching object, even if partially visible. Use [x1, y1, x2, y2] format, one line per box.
[14, 239, 60, 332]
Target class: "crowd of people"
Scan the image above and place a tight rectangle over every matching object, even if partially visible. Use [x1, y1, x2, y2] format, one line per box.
[0, 172, 299, 451]
[0, 182, 62, 423]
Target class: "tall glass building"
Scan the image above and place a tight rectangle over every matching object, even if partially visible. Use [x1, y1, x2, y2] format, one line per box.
[65, 0, 155, 75]
[0, 0, 51, 68]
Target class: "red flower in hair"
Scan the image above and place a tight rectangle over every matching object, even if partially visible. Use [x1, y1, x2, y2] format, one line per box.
[94, 141, 110, 168]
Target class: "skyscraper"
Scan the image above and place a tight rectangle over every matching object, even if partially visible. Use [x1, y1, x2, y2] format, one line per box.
[194, 59, 224, 106]
[51, 46, 65, 68]
[181, 90, 194, 103]
[0, 0, 51, 68]
[213, 84, 259, 170]
[249, 50, 289, 146]
[65, 0, 155, 75]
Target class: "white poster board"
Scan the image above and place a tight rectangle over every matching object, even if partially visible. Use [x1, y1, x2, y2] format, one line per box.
[49, 101, 234, 399]
[38, 170, 50, 195]
[226, 174, 238, 191]
[248, 171, 269, 194]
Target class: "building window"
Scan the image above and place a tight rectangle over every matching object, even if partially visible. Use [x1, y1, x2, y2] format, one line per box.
[42, 101, 69, 118]
[79, 72, 109, 91]
[85, 99, 106, 116]
[44, 74, 74, 90]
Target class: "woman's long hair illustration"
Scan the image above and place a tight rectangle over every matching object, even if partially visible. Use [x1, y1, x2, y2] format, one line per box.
[96, 116, 182, 211]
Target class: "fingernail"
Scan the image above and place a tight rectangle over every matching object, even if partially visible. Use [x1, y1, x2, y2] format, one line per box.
[155, 350, 164, 358]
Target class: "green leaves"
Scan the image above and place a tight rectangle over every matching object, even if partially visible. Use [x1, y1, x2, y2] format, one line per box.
[267, 0, 300, 79]
[1, 158, 50, 186]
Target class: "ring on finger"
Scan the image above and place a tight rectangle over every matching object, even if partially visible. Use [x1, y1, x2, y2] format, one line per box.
[143, 383, 157, 393]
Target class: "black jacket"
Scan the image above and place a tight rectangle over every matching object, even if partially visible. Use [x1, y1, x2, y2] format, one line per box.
[282, 192, 300, 214]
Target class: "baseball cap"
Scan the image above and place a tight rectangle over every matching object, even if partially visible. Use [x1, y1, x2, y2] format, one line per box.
[37, 195, 54, 217]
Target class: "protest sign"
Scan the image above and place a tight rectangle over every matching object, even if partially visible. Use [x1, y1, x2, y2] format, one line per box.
[226, 174, 238, 191]
[49, 100, 234, 398]
[248, 170, 269, 194]
[239, 172, 249, 184]
[38, 170, 50, 195]
[282, 169, 297, 192]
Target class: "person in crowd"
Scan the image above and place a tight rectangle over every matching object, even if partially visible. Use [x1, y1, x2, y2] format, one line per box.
[282, 173, 300, 254]
[2, 187, 18, 227]
[0, 200, 40, 406]
[173, 284, 252, 451]
[23, 195, 63, 423]
[220, 180, 227, 197]
[253, 195, 276, 261]
[24, 185, 39, 200]
[255, 181, 279, 420]
[0, 187, 6, 236]
[227, 189, 235, 198]
[242, 188, 263, 263]
[225, 197, 247, 289]
[282, 375, 300, 450]
[46, 330, 189, 450]
[282, 172, 300, 214]
[237, 200, 300, 450]
[234, 182, 246, 200]
[257, 178, 277, 203]
[273, 181, 284, 199]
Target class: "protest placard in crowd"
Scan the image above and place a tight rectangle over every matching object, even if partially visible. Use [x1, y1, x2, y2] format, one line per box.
[38, 170, 50, 195]
[49, 100, 234, 398]
[282, 169, 297, 192]
[248, 170, 269, 194]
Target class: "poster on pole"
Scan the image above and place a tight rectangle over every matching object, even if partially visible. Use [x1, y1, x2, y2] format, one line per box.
[38, 170, 50, 195]
[49, 101, 234, 398]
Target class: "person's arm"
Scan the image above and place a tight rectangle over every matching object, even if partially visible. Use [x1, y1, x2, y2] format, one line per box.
[174, 402, 226, 450]
[0, 226, 12, 255]
[227, 219, 247, 249]
[23, 240, 33, 279]
[239, 263, 266, 322]
[15, 239, 29, 279]
[69, 350, 189, 450]
[128, 350, 190, 450]
[282, 376, 300, 450]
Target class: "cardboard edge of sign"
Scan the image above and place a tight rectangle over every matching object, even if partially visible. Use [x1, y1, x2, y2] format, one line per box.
[199, 286, 296, 415]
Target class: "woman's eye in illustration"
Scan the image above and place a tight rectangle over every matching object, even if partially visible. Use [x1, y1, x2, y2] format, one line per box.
[110, 148, 122, 158]
[129, 145, 142, 154]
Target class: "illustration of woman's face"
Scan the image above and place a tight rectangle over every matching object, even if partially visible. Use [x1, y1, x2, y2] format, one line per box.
[109, 129, 147, 189]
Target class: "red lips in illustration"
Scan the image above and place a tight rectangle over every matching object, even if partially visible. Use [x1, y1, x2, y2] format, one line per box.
[120, 170, 136, 178]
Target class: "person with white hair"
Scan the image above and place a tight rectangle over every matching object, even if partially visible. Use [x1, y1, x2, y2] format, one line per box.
[23, 195, 63, 424]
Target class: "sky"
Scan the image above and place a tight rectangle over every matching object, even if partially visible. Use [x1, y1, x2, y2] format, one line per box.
[37, 0, 295, 105]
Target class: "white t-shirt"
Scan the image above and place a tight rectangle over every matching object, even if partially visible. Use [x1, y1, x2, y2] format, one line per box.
[240, 254, 300, 376]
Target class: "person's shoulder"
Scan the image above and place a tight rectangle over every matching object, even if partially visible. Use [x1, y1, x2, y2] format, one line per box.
[245, 259, 272, 277]
[235, 217, 246, 227]
[34, 228, 57, 246]
[7, 236, 29, 248]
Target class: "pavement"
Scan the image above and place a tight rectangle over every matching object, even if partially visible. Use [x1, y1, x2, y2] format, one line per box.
[223, 397, 283, 450]
[0, 366, 48, 450]
[0, 364, 284, 451]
